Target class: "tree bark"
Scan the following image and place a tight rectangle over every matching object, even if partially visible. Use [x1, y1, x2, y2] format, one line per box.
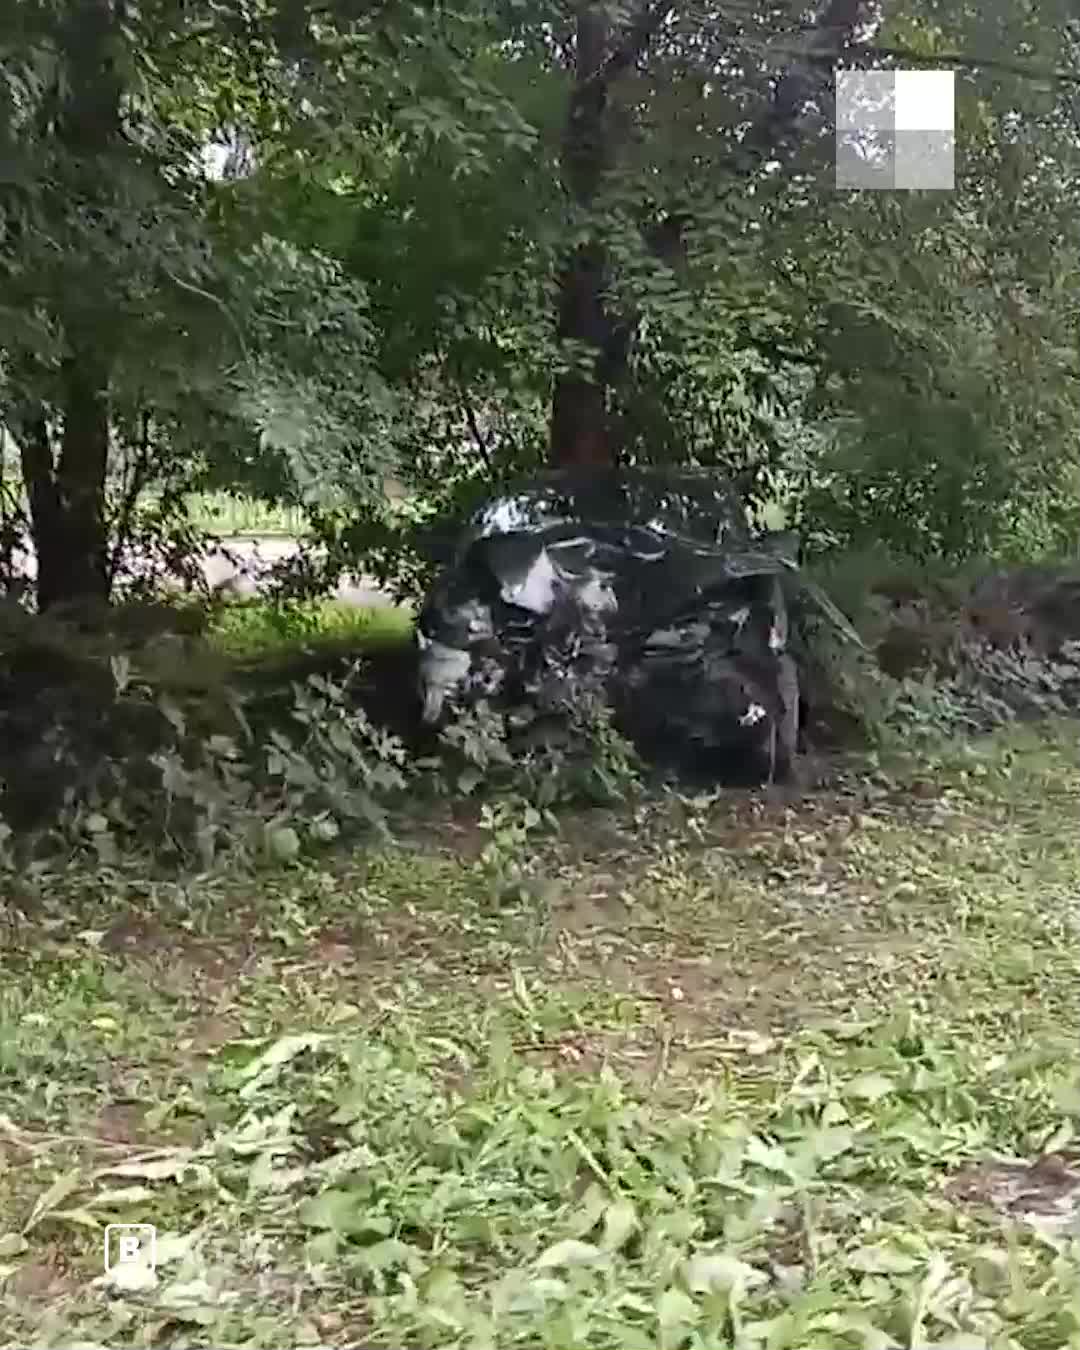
[54, 361, 112, 610]
[13, 365, 112, 613]
[18, 0, 123, 611]
[549, 2, 679, 469]
[550, 5, 616, 469]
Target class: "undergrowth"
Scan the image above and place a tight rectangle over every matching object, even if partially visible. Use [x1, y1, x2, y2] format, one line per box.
[0, 725, 1078, 1347]
[5, 552, 1080, 871]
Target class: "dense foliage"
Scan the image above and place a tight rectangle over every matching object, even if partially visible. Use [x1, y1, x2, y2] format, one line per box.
[2, 0, 1079, 612]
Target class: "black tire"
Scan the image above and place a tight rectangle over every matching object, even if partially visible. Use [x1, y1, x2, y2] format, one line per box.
[773, 654, 800, 783]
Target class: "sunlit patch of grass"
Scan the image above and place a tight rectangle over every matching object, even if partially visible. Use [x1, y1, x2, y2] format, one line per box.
[1, 725, 1079, 1346]
[207, 596, 414, 662]
[183, 492, 311, 537]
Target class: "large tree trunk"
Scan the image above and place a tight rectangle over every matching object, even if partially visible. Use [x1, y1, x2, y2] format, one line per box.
[550, 6, 617, 469]
[550, 247, 617, 468]
[17, 0, 123, 611]
[547, 2, 705, 467]
[18, 365, 113, 612]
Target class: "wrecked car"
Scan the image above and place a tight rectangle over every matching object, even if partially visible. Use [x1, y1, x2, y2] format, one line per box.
[415, 468, 860, 784]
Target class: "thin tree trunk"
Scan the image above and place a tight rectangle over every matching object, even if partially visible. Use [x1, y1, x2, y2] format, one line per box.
[52, 359, 112, 608]
[14, 407, 63, 606]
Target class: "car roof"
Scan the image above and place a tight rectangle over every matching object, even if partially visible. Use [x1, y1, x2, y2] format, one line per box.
[464, 468, 750, 551]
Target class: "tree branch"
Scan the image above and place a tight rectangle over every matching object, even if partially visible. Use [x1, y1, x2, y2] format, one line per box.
[641, 0, 879, 274]
[845, 43, 1080, 87]
[460, 387, 493, 472]
[586, 0, 677, 89]
[736, 0, 880, 166]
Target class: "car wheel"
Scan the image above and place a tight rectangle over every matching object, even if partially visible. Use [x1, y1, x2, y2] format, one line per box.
[773, 654, 800, 782]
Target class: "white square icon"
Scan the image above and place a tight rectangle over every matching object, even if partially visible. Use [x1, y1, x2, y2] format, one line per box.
[104, 1223, 157, 1274]
[895, 69, 955, 131]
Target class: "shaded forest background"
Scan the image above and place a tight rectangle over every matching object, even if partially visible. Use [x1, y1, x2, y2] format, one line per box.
[2, 0, 1080, 859]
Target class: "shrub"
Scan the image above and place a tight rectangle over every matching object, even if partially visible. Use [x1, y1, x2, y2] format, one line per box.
[0, 601, 409, 867]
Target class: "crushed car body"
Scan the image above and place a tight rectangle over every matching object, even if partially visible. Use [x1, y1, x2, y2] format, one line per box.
[415, 468, 861, 784]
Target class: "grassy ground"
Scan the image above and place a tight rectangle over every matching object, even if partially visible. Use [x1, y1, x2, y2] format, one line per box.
[206, 598, 413, 664]
[1, 723, 1079, 1347]
[0, 485, 310, 539]
[183, 494, 311, 538]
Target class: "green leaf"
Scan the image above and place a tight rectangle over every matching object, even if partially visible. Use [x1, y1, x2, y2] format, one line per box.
[24, 1169, 84, 1233]
[238, 1033, 330, 1098]
[657, 1286, 698, 1331]
[846, 1073, 896, 1103]
[535, 1239, 605, 1269]
[601, 1197, 638, 1251]
[848, 1243, 923, 1274]
[299, 1189, 390, 1238]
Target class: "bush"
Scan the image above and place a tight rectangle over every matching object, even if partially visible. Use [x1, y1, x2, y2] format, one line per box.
[0, 595, 646, 872]
[796, 551, 1080, 752]
[0, 601, 409, 867]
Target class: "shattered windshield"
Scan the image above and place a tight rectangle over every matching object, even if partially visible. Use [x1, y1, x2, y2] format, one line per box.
[462, 469, 750, 556]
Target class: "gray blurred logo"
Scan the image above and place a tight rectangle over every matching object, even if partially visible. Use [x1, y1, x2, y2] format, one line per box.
[835, 69, 955, 190]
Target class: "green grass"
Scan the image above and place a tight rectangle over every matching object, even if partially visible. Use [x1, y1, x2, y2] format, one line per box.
[206, 597, 414, 663]
[184, 493, 311, 537]
[1, 724, 1079, 1347]
[0, 482, 311, 538]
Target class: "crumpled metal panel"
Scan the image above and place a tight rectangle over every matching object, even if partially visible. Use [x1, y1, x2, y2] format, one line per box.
[416, 469, 858, 782]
